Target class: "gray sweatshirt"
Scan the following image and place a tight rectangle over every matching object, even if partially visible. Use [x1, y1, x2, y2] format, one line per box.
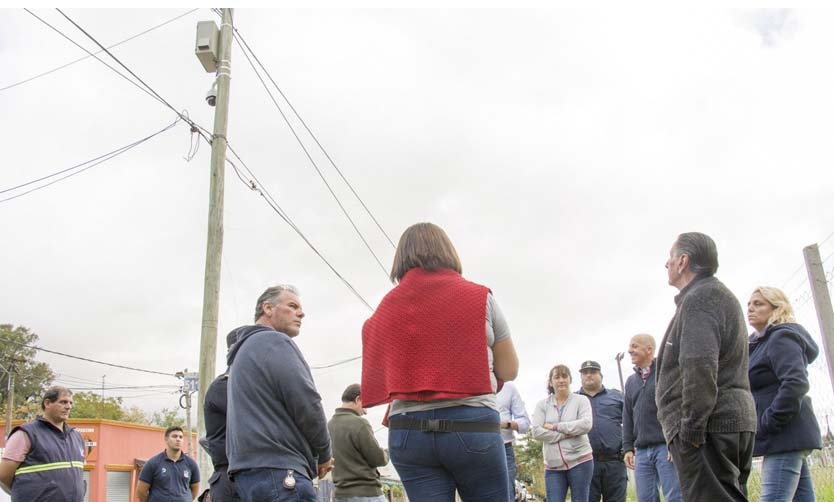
[226, 325, 331, 480]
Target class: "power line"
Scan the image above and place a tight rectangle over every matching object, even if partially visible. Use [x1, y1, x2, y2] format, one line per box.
[3, 8, 199, 93]
[311, 355, 362, 370]
[51, 8, 214, 142]
[0, 336, 177, 377]
[232, 31, 390, 277]
[0, 118, 182, 204]
[232, 28, 395, 249]
[23, 9, 168, 109]
[225, 144, 375, 311]
[65, 385, 178, 391]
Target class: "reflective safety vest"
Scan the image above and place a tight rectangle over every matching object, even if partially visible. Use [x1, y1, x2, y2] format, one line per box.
[11, 417, 86, 502]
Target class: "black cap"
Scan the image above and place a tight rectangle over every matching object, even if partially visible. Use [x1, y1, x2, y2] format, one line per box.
[579, 360, 601, 372]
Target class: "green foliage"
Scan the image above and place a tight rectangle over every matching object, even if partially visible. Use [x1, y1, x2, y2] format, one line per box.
[150, 407, 185, 428]
[70, 392, 126, 420]
[121, 405, 151, 424]
[0, 324, 55, 419]
[514, 433, 546, 499]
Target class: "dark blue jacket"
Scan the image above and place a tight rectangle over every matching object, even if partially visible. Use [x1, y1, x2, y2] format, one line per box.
[748, 322, 822, 456]
[226, 325, 331, 480]
[204, 372, 230, 468]
[11, 417, 86, 502]
[577, 386, 624, 456]
[622, 359, 666, 452]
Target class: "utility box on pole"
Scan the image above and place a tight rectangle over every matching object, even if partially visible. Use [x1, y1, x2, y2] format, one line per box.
[195, 21, 220, 73]
[803, 243, 834, 395]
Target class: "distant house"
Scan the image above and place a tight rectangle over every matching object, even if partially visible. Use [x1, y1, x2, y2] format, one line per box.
[1, 418, 197, 502]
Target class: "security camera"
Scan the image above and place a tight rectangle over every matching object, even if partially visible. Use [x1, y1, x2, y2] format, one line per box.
[206, 83, 217, 107]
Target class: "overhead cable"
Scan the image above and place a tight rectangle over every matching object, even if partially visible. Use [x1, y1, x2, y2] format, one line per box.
[4, 8, 199, 93]
[232, 28, 395, 249]
[310, 355, 362, 370]
[0, 336, 177, 377]
[0, 118, 181, 204]
[233, 31, 390, 277]
[24, 9, 169, 109]
[51, 8, 214, 142]
[225, 144, 375, 311]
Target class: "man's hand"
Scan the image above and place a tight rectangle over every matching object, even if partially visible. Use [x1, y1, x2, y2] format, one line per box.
[317, 458, 334, 479]
[623, 451, 635, 470]
[0, 459, 21, 495]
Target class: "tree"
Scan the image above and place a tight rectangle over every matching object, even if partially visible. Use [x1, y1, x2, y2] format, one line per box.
[514, 433, 546, 499]
[150, 407, 185, 428]
[70, 392, 126, 420]
[121, 405, 151, 424]
[0, 324, 55, 420]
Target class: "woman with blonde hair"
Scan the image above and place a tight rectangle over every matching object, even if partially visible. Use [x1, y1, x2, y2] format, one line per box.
[532, 364, 593, 502]
[747, 286, 822, 502]
[361, 222, 519, 501]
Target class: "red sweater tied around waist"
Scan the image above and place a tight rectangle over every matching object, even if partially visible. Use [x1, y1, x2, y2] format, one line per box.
[361, 267, 493, 409]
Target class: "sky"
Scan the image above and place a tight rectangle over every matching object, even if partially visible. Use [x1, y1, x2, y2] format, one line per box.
[1, 8, 834, 446]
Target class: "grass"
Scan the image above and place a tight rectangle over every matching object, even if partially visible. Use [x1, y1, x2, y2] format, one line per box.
[616, 465, 834, 502]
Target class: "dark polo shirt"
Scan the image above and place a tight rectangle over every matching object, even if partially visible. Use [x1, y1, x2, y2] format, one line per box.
[139, 450, 200, 502]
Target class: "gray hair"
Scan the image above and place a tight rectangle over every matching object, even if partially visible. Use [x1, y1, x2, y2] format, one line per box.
[674, 232, 719, 277]
[42, 385, 72, 410]
[254, 284, 299, 322]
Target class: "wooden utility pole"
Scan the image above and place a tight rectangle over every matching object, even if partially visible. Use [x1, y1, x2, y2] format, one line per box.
[803, 243, 834, 394]
[195, 7, 233, 485]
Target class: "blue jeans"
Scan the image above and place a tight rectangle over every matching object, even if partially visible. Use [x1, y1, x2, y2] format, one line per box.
[760, 451, 815, 502]
[635, 444, 682, 502]
[388, 406, 508, 501]
[233, 468, 316, 502]
[544, 460, 594, 502]
[505, 442, 516, 501]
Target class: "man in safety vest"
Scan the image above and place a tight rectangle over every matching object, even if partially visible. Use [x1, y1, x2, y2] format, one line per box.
[0, 385, 86, 501]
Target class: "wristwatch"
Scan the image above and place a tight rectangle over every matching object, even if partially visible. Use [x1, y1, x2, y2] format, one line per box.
[503, 421, 512, 429]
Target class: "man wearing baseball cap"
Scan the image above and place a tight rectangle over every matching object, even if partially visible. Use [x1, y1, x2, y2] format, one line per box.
[577, 360, 627, 502]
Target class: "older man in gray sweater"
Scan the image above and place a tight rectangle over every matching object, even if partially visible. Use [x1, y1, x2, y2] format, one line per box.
[656, 232, 756, 502]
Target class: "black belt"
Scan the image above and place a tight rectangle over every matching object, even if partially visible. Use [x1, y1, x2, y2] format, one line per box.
[593, 452, 623, 462]
[389, 417, 500, 433]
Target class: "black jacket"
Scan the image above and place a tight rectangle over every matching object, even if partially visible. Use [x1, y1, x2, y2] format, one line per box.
[203, 372, 230, 468]
[748, 322, 822, 456]
[226, 324, 331, 480]
[656, 276, 757, 445]
[622, 359, 666, 452]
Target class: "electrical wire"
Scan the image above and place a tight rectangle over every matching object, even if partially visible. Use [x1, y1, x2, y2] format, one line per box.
[232, 31, 390, 277]
[311, 355, 362, 370]
[224, 143, 375, 311]
[0, 335, 177, 376]
[232, 27, 396, 250]
[52, 8, 214, 143]
[24, 9, 168, 109]
[3, 8, 199, 93]
[0, 118, 181, 204]
[61, 385, 178, 391]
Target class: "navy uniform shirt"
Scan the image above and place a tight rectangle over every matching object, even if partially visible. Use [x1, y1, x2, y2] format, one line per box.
[139, 450, 200, 502]
[577, 386, 624, 456]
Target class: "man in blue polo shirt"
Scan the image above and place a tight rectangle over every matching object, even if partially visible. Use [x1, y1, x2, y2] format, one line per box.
[137, 426, 200, 502]
[578, 360, 627, 502]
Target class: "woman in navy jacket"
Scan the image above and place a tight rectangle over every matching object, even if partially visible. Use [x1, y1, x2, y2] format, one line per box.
[747, 286, 822, 502]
